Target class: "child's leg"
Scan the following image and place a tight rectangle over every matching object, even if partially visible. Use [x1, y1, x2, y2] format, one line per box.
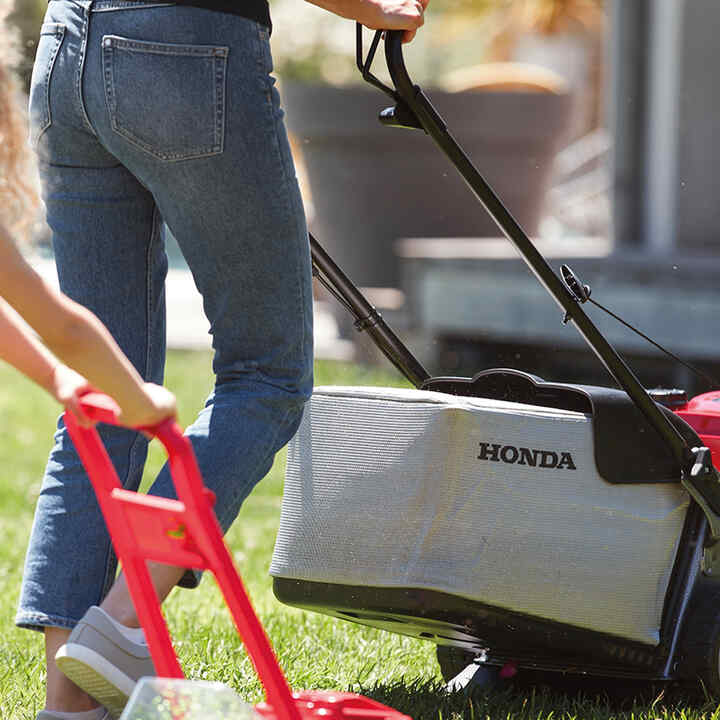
[44, 628, 101, 713]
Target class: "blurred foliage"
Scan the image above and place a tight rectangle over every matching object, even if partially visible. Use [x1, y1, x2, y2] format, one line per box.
[7, 0, 44, 89]
[271, 0, 604, 85]
[5, 0, 603, 90]
[481, 0, 603, 33]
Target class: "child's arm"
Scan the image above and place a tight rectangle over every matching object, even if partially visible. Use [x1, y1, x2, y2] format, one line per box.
[0, 226, 175, 427]
[0, 298, 95, 423]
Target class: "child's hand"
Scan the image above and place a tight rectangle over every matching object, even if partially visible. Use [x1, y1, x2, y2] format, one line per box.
[117, 383, 177, 429]
[51, 364, 95, 427]
[52, 364, 176, 429]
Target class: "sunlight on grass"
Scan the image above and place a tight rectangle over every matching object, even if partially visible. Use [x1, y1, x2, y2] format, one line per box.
[1, 352, 719, 719]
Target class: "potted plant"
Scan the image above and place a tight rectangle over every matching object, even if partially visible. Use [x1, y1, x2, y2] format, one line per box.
[271, 1, 587, 292]
[484, 0, 605, 140]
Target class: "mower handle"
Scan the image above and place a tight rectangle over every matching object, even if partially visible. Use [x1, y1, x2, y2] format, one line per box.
[356, 26, 445, 131]
[356, 27, 413, 100]
[383, 30, 414, 99]
[77, 392, 122, 425]
[358, 25, 720, 544]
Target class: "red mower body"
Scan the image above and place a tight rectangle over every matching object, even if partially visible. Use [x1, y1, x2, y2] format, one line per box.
[673, 391, 720, 468]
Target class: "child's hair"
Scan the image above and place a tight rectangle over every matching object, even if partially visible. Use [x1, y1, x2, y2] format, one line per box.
[0, 0, 39, 243]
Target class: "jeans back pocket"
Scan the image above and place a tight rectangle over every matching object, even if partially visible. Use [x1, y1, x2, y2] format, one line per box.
[28, 23, 66, 149]
[102, 35, 228, 161]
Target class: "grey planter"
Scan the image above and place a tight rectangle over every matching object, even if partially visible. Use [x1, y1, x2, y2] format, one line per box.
[281, 81, 573, 290]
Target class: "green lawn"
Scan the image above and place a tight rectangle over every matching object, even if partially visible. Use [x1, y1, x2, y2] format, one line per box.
[0, 351, 718, 719]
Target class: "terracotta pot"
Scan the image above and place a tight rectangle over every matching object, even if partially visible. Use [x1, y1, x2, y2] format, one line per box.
[281, 81, 572, 289]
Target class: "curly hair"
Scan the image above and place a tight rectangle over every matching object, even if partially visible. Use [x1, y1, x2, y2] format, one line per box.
[0, 0, 39, 244]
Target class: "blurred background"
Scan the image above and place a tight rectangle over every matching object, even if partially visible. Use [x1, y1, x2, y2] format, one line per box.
[10, 0, 720, 396]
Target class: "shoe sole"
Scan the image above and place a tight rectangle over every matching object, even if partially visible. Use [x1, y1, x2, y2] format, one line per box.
[55, 643, 136, 719]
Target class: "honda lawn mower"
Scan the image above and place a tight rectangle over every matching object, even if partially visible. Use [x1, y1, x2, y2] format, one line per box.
[268, 26, 720, 694]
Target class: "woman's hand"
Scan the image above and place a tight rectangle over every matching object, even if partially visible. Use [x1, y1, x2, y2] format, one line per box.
[359, 0, 429, 43]
[309, 0, 430, 43]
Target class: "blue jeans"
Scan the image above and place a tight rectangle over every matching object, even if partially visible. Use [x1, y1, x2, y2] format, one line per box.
[16, 0, 313, 631]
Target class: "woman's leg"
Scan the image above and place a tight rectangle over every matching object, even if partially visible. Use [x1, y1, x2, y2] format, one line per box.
[79, 3, 314, 588]
[20, 1, 313, 709]
[16, 3, 168, 711]
[18, 163, 166, 711]
[99, 563, 184, 628]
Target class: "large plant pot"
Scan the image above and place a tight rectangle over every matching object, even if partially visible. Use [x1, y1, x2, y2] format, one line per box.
[281, 81, 572, 289]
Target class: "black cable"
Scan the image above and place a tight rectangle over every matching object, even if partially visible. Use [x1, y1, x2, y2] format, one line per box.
[313, 266, 356, 318]
[588, 297, 720, 390]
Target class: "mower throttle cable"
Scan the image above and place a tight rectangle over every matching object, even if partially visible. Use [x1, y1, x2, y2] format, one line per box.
[561, 264, 720, 390]
[312, 264, 356, 317]
[313, 264, 383, 332]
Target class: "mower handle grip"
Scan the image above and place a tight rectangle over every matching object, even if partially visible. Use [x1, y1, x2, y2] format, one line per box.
[358, 27, 444, 132]
[356, 26, 414, 104]
[383, 30, 415, 100]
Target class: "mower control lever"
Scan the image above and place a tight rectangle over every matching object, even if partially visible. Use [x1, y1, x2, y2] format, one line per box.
[356, 25, 426, 130]
[379, 103, 423, 130]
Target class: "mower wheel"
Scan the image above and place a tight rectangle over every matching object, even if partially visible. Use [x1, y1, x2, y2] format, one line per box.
[436, 646, 482, 682]
[677, 579, 720, 696]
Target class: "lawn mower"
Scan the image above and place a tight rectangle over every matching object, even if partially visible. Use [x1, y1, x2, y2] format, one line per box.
[268, 26, 720, 694]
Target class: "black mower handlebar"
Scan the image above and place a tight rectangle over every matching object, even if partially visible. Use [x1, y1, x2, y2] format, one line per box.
[356, 23, 709, 484]
[383, 30, 413, 99]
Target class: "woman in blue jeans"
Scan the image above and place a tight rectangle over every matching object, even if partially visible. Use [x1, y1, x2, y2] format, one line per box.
[17, 0, 428, 718]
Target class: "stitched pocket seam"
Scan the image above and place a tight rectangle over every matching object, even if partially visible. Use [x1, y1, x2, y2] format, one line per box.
[102, 35, 227, 161]
[30, 23, 66, 148]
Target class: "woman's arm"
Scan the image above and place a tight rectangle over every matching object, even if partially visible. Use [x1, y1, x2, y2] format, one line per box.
[0, 226, 175, 427]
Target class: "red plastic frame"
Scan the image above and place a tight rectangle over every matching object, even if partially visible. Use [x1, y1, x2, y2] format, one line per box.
[64, 393, 411, 720]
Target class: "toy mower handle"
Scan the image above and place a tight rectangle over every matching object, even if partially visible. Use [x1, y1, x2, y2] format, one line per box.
[66, 393, 306, 720]
[76, 392, 122, 425]
[76, 391, 185, 454]
[68, 391, 211, 514]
